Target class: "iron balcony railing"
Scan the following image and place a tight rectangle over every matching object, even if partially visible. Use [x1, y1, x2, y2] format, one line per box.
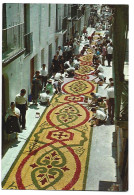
[24, 32, 33, 56]
[2, 23, 24, 61]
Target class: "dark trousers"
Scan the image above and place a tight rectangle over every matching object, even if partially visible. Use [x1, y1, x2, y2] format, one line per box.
[42, 76, 47, 88]
[16, 104, 26, 128]
[108, 98, 114, 120]
[6, 116, 21, 134]
[107, 54, 113, 66]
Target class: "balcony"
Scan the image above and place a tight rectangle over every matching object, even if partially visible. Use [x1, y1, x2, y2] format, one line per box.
[71, 4, 78, 19]
[2, 23, 25, 65]
[62, 16, 68, 31]
[77, 9, 82, 19]
[24, 32, 33, 56]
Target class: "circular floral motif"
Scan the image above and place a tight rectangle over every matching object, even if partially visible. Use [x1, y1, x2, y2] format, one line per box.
[46, 102, 90, 130]
[62, 79, 95, 96]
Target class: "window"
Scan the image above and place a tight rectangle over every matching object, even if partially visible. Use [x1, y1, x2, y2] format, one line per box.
[48, 4, 51, 27]
[24, 4, 30, 34]
[24, 4, 33, 56]
[56, 4, 58, 31]
[2, 4, 24, 61]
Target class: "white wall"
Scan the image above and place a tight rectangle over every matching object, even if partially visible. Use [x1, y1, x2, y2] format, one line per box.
[3, 3, 90, 107]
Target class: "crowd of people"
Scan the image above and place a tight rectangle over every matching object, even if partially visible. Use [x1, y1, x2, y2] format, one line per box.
[4, 5, 114, 141]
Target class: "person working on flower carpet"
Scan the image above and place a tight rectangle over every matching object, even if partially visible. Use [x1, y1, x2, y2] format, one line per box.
[89, 107, 107, 126]
[39, 90, 50, 107]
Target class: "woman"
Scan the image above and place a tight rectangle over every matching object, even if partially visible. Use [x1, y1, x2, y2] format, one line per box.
[5, 102, 21, 140]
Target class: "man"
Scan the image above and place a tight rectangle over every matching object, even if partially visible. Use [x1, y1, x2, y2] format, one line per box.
[40, 64, 48, 90]
[89, 92, 102, 106]
[106, 43, 113, 66]
[73, 57, 80, 69]
[107, 81, 114, 123]
[39, 90, 50, 106]
[58, 46, 63, 56]
[53, 79, 63, 94]
[92, 72, 106, 85]
[5, 102, 21, 140]
[54, 71, 63, 81]
[89, 107, 107, 126]
[101, 44, 107, 66]
[15, 89, 28, 129]
[31, 71, 42, 105]
[96, 62, 104, 73]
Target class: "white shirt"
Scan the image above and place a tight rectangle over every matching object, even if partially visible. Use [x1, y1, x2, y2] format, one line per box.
[95, 110, 106, 120]
[5, 107, 20, 121]
[54, 72, 62, 81]
[40, 93, 50, 103]
[40, 68, 48, 76]
[97, 64, 104, 73]
[64, 46, 71, 51]
[107, 86, 114, 99]
[92, 93, 101, 100]
[15, 94, 27, 105]
[107, 46, 113, 54]
[73, 59, 80, 68]
[67, 67, 75, 72]
[98, 72, 105, 80]
[64, 61, 72, 68]
[58, 49, 63, 56]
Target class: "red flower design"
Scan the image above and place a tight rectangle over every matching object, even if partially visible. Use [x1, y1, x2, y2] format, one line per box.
[40, 178, 47, 185]
[47, 165, 52, 168]
[45, 156, 50, 160]
[30, 163, 38, 169]
[37, 174, 44, 178]
[61, 166, 70, 172]
[51, 151, 57, 157]
[48, 175, 54, 179]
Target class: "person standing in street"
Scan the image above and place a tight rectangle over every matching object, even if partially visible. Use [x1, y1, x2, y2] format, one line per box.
[15, 89, 28, 129]
[40, 64, 48, 90]
[106, 43, 113, 66]
[107, 81, 115, 123]
[31, 71, 42, 105]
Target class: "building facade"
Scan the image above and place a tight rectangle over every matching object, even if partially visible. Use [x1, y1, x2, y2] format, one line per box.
[2, 3, 91, 116]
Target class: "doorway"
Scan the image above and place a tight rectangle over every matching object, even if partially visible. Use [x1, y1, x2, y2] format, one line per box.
[30, 57, 34, 84]
[41, 48, 45, 65]
[2, 74, 9, 144]
[2, 74, 9, 116]
[55, 38, 58, 52]
[48, 44, 52, 74]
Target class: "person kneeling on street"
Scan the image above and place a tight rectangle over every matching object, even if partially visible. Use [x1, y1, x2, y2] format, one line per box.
[89, 107, 107, 126]
[53, 79, 63, 94]
[39, 90, 50, 107]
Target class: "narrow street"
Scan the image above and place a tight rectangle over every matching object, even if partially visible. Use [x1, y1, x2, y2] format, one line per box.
[2, 27, 117, 191]
[2, 4, 128, 192]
